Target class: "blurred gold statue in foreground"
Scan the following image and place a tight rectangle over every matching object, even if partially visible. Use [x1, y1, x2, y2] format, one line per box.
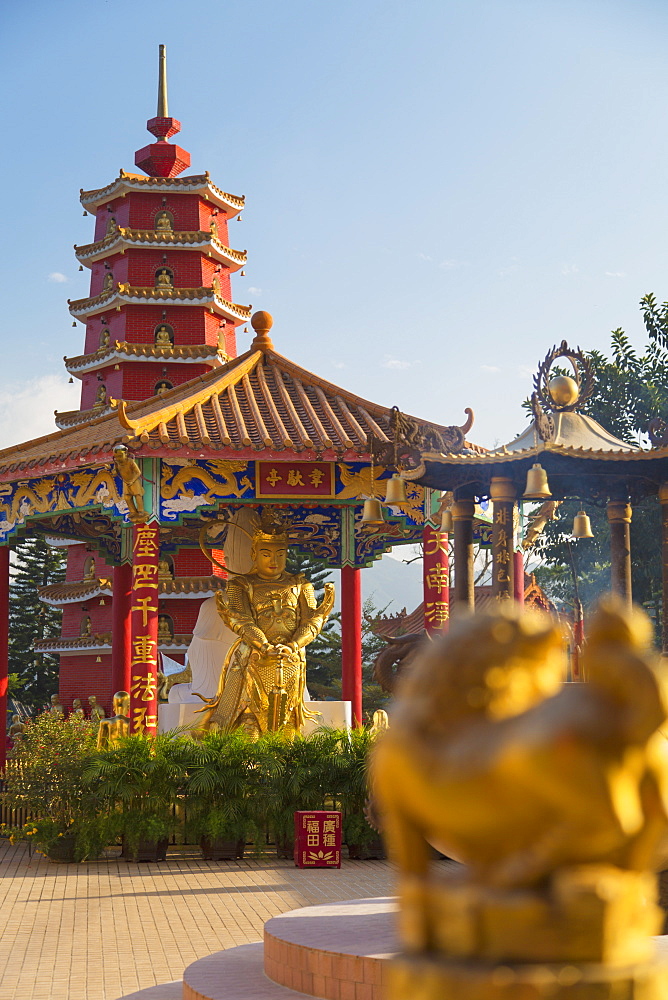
[196, 517, 334, 735]
[374, 597, 668, 998]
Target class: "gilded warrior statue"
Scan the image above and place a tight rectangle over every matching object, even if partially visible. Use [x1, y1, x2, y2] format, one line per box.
[196, 517, 335, 735]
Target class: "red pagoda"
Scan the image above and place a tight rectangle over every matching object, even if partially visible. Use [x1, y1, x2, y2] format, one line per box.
[41, 46, 250, 708]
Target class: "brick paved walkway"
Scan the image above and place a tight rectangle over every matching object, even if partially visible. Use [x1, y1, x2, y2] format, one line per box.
[0, 841, 396, 1000]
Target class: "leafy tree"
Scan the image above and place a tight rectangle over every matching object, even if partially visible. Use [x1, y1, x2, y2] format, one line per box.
[9, 537, 66, 712]
[533, 294, 668, 623]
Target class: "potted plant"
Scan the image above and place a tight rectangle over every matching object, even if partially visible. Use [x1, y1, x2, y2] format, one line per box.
[337, 726, 386, 860]
[84, 732, 189, 862]
[259, 729, 341, 858]
[2, 711, 105, 862]
[185, 729, 260, 859]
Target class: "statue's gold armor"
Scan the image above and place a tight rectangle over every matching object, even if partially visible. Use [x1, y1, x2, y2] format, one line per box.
[196, 528, 334, 735]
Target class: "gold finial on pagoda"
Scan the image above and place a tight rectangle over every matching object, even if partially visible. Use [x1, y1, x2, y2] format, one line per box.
[250, 310, 274, 351]
[157, 44, 169, 119]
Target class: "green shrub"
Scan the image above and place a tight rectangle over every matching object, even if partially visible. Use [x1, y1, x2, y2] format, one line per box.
[2, 711, 105, 860]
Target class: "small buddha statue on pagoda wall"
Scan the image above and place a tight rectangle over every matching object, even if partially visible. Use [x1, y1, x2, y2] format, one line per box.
[209, 218, 218, 236]
[98, 328, 110, 351]
[158, 557, 173, 579]
[83, 556, 96, 580]
[105, 216, 118, 238]
[155, 211, 173, 232]
[80, 616, 92, 637]
[102, 272, 114, 293]
[93, 384, 107, 408]
[97, 692, 130, 749]
[88, 695, 106, 723]
[155, 380, 172, 395]
[158, 616, 173, 642]
[156, 269, 173, 289]
[196, 513, 335, 736]
[70, 698, 85, 720]
[154, 325, 173, 347]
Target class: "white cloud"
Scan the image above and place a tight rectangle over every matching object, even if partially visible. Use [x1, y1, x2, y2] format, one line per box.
[439, 258, 464, 270]
[605, 271, 626, 278]
[417, 252, 433, 262]
[331, 361, 345, 369]
[498, 261, 520, 276]
[247, 286, 262, 295]
[381, 355, 416, 370]
[480, 364, 500, 373]
[560, 263, 579, 276]
[48, 272, 68, 283]
[0, 374, 80, 450]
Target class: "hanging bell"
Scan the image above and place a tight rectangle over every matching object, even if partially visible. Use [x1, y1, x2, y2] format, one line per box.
[361, 498, 385, 526]
[440, 508, 453, 532]
[240, 270, 246, 276]
[385, 474, 407, 504]
[572, 510, 594, 538]
[72, 321, 77, 327]
[99, 597, 106, 606]
[83, 210, 88, 217]
[68, 377, 74, 384]
[523, 462, 551, 499]
[237, 214, 243, 221]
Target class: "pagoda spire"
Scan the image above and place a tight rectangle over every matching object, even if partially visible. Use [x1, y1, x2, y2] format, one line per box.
[135, 44, 191, 178]
[157, 43, 168, 118]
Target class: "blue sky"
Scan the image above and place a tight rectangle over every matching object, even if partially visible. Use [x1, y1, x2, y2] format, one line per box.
[2, 0, 668, 451]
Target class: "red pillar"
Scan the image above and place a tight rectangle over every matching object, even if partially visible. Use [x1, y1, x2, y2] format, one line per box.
[341, 565, 363, 728]
[129, 523, 160, 735]
[112, 562, 132, 697]
[423, 525, 449, 634]
[513, 551, 524, 605]
[0, 548, 9, 769]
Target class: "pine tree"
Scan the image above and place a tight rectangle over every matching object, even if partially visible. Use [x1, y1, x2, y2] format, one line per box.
[9, 537, 66, 712]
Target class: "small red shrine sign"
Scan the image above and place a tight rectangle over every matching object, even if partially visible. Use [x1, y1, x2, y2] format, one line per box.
[257, 462, 335, 499]
[293, 811, 341, 868]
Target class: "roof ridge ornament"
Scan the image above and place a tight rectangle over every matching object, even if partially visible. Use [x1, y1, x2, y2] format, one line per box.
[533, 340, 595, 414]
[250, 310, 274, 351]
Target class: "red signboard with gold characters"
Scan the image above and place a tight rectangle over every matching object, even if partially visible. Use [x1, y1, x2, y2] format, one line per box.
[257, 462, 335, 499]
[293, 811, 341, 868]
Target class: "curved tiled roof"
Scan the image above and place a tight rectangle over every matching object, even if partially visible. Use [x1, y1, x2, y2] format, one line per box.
[0, 331, 480, 475]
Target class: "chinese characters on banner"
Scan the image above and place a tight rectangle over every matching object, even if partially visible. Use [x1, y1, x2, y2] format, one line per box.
[257, 462, 335, 498]
[130, 522, 160, 734]
[492, 501, 514, 600]
[423, 525, 449, 634]
[293, 811, 341, 868]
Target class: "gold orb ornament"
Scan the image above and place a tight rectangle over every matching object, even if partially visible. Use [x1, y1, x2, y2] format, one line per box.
[548, 375, 579, 407]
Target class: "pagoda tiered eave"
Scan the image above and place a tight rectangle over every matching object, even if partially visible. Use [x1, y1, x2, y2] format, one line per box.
[35, 633, 192, 655]
[39, 575, 224, 607]
[79, 170, 244, 215]
[68, 284, 252, 323]
[65, 342, 227, 377]
[74, 228, 247, 270]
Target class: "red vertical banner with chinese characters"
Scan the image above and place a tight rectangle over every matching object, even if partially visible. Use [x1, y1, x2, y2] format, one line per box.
[293, 811, 341, 868]
[491, 478, 516, 601]
[130, 522, 160, 735]
[423, 525, 449, 635]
